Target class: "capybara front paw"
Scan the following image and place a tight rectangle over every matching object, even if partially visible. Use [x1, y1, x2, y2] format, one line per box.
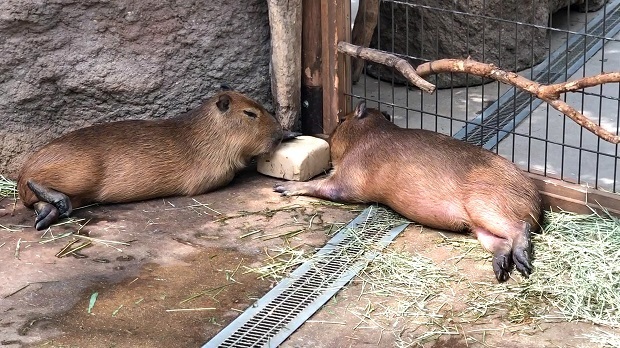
[492, 252, 514, 282]
[273, 183, 295, 196]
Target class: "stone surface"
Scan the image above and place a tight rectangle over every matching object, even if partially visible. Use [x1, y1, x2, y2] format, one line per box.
[366, 0, 596, 88]
[257, 136, 331, 181]
[0, 0, 272, 177]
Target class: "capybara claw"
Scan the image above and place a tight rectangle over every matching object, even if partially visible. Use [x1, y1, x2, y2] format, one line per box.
[273, 183, 285, 192]
[33, 202, 60, 230]
[513, 223, 533, 277]
[273, 183, 290, 195]
[513, 247, 533, 278]
[492, 253, 514, 282]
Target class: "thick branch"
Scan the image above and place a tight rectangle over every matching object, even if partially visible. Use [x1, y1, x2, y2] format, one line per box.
[416, 59, 620, 144]
[541, 72, 620, 97]
[337, 41, 436, 94]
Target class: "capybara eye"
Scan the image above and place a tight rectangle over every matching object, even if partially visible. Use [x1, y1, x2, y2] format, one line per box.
[244, 110, 257, 118]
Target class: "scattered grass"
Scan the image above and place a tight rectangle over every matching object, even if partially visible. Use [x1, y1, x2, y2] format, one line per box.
[214, 204, 304, 223]
[0, 175, 18, 200]
[504, 209, 620, 327]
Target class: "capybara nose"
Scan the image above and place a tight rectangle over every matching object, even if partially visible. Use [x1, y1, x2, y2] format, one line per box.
[282, 130, 302, 141]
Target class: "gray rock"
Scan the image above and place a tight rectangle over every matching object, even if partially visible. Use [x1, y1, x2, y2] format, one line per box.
[0, 0, 271, 177]
[366, 0, 604, 88]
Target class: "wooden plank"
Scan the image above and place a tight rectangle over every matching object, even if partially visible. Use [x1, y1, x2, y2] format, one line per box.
[301, 0, 323, 135]
[527, 172, 620, 217]
[321, 0, 351, 135]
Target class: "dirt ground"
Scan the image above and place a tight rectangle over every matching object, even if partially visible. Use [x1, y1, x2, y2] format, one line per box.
[0, 170, 615, 347]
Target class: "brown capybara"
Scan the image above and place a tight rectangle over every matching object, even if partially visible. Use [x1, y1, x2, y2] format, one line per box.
[19, 86, 295, 230]
[274, 101, 541, 282]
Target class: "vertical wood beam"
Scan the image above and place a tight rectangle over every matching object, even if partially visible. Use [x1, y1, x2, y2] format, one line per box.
[301, 0, 323, 135]
[321, 0, 351, 135]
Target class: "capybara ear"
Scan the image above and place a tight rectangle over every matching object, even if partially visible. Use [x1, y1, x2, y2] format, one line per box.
[354, 101, 367, 119]
[381, 111, 392, 121]
[220, 84, 233, 91]
[216, 94, 231, 112]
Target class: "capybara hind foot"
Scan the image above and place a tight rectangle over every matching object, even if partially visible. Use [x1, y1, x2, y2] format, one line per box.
[473, 227, 515, 282]
[33, 201, 60, 230]
[512, 222, 533, 278]
[492, 251, 514, 282]
[27, 180, 73, 218]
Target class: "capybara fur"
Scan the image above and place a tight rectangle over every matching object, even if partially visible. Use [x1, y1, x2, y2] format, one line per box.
[274, 102, 542, 282]
[19, 87, 288, 230]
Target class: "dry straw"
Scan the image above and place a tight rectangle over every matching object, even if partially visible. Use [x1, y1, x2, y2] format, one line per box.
[500, 209, 620, 327]
[0, 175, 17, 200]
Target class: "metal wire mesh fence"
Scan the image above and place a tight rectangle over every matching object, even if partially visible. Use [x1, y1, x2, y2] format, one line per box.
[349, 0, 620, 193]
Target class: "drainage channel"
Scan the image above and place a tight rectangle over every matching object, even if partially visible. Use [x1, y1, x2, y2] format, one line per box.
[453, 0, 620, 148]
[203, 206, 410, 348]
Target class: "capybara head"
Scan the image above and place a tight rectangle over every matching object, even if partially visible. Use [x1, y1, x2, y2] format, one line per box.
[205, 89, 284, 159]
[329, 101, 387, 162]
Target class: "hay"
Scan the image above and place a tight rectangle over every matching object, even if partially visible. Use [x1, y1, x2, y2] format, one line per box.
[503, 209, 620, 327]
[0, 175, 17, 200]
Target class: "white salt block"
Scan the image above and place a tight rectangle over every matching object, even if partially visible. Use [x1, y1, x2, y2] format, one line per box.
[257, 135, 331, 181]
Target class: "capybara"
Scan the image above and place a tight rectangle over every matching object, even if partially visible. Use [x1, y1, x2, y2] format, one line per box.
[19, 86, 294, 230]
[274, 101, 541, 282]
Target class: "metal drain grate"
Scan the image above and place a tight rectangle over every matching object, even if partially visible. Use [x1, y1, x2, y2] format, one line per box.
[203, 206, 410, 348]
[454, 0, 620, 148]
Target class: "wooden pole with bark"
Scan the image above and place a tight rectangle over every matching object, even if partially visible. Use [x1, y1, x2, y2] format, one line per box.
[337, 43, 620, 144]
[267, 0, 302, 131]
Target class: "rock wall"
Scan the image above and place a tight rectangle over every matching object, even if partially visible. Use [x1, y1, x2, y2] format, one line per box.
[0, 0, 271, 177]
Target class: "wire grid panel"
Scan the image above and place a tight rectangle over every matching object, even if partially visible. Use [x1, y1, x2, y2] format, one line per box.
[350, 0, 620, 193]
[203, 206, 410, 348]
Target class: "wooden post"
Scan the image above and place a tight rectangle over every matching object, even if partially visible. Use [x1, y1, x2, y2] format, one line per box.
[301, 0, 323, 135]
[268, 0, 302, 130]
[321, 0, 351, 135]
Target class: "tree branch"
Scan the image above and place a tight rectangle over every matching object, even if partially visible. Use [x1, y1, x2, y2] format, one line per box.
[338, 41, 620, 143]
[415, 59, 620, 144]
[337, 41, 436, 94]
